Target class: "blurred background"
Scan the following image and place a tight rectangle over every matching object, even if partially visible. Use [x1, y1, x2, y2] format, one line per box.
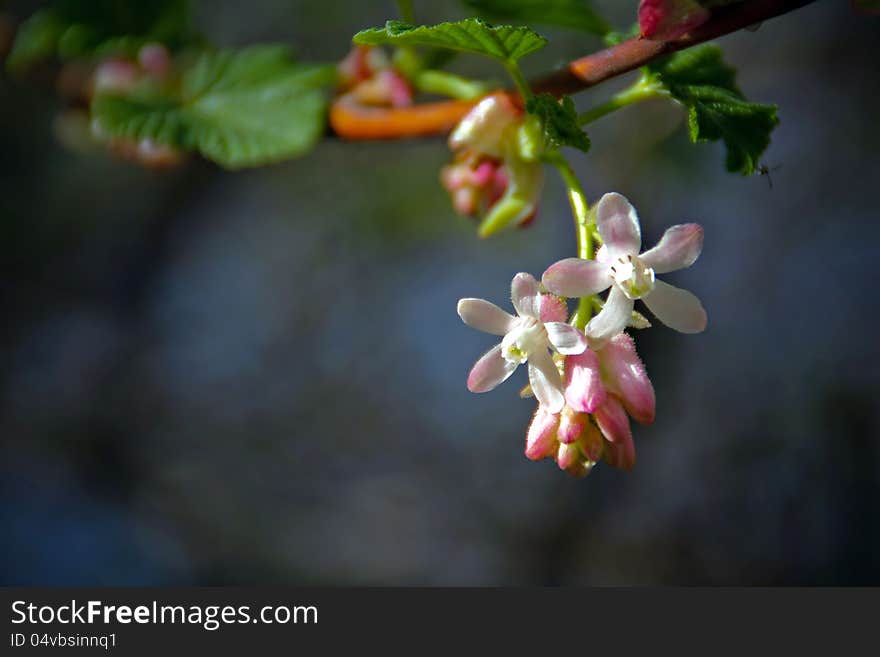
[1, 0, 878, 585]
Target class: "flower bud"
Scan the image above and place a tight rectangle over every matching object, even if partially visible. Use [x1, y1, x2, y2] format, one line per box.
[525, 407, 560, 461]
[563, 350, 607, 414]
[602, 432, 636, 471]
[445, 93, 544, 236]
[577, 420, 604, 464]
[138, 43, 171, 78]
[593, 395, 633, 446]
[557, 406, 587, 444]
[93, 58, 138, 94]
[448, 93, 520, 158]
[599, 334, 655, 425]
[638, 0, 711, 40]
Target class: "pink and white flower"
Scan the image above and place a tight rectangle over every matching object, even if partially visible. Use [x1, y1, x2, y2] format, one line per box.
[542, 192, 707, 346]
[458, 273, 587, 413]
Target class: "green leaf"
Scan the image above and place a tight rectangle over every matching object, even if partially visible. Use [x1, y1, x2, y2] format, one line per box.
[462, 0, 609, 35]
[648, 45, 778, 175]
[6, 0, 193, 72]
[6, 10, 65, 72]
[91, 46, 335, 169]
[353, 19, 547, 63]
[526, 94, 591, 154]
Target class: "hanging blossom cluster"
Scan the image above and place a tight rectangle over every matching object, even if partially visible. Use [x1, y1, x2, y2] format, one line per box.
[453, 99, 707, 477]
[441, 94, 544, 238]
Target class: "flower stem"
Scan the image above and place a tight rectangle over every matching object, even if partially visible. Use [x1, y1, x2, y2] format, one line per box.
[505, 61, 533, 103]
[577, 75, 665, 126]
[550, 154, 594, 331]
[412, 70, 489, 100]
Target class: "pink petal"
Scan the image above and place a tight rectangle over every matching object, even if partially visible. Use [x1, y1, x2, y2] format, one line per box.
[596, 193, 641, 258]
[557, 406, 588, 444]
[585, 286, 634, 346]
[545, 322, 587, 356]
[594, 396, 633, 445]
[457, 298, 517, 336]
[556, 442, 581, 471]
[563, 351, 607, 414]
[467, 344, 518, 393]
[510, 272, 541, 319]
[527, 349, 565, 413]
[600, 334, 656, 425]
[640, 223, 704, 274]
[448, 93, 520, 158]
[539, 293, 568, 323]
[542, 258, 612, 298]
[525, 407, 560, 460]
[642, 280, 707, 334]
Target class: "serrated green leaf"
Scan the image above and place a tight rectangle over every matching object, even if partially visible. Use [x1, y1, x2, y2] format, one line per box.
[6, 0, 193, 72]
[462, 0, 609, 35]
[526, 94, 591, 153]
[353, 19, 547, 63]
[91, 46, 335, 169]
[648, 45, 778, 175]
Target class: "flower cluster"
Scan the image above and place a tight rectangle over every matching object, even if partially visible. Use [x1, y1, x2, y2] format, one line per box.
[458, 192, 706, 477]
[337, 45, 413, 108]
[55, 42, 182, 168]
[441, 94, 544, 238]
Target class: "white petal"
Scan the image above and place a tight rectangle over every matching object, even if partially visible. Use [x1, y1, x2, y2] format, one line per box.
[585, 286, 634, 346]
[511, 272, 541, 319]
[642, 280, 707, 334]
[596, 192, 641, 258]
[640, 223, 704, 274]
[527, 350, 565, 413]
[457, 298, 517, 336]
[545, 322, 588, 355]
[467, 344, 518, 393]
[541, 258, 612, 298]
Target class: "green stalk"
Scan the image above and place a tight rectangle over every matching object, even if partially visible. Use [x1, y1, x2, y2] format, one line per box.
[577, 75, 666, 126]
[549, 154, 595, 331]
[504, 61, 533, 103]
[412, 70, 489, 100]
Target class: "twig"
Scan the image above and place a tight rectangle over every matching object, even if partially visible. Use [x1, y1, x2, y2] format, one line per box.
[331, 0, 818, 140]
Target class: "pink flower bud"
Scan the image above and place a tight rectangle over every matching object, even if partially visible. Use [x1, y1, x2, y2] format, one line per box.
[603, 432, 636, 471]
[556, 441, 581, 470]
[593, 395, 633, 446]
[578, 420, 604, 464]
[558, 406, 587, 444]
[599, 333, 656, 425]
[525, 407, 560, 461]
[378, 69, 413, 108]
[448, 93, 521, 159]
[338, 45, 388, 89]
[638, 0, 711, 40]
[138, 43, 171, 78]
[563, 350, 607, 414]
[93, 59, 138, 94]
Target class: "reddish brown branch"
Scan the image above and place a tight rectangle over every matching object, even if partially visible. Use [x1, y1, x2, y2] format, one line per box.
[534, 0, 818, 95]
[331, 0, 818, 141]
